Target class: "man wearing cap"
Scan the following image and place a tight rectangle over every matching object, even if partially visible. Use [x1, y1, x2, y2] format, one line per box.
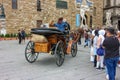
[103, 27, 119, 80]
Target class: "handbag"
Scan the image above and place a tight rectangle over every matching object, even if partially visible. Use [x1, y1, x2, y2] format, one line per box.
[96, 45, 104, 56]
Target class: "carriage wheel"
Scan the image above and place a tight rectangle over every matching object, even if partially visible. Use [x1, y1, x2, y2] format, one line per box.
[25, 41, 39, 63]
[71, 43, 77, 57]
[55, 41, 65, 67]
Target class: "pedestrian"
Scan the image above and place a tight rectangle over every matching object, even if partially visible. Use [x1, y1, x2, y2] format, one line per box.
[63, 18, 71, 31]
[104, 28, 109, 80]
[103, 27, 119, 80]
[49, 20, 55, 27]
[96, 29, 105, 70]
[84, 30, 90, 47]
[116, 31, 120, 67]
[89, 30, 95, 62]
[21, 28, 26, 44]
[93, 30, 99, 67]
[18, 29, 22, 44]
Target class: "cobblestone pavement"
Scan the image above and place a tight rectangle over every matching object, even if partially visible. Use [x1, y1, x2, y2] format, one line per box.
[0, 40, 120, 80]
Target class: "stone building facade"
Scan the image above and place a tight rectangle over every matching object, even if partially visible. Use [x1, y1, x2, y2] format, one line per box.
[103, 0, 120, 29]
[0, 0, 103, 34]
[91, 0, 104, 28]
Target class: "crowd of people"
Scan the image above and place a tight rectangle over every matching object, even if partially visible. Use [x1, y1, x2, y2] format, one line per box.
[84, 27, 120, 80]
[52, 17, 120, 80]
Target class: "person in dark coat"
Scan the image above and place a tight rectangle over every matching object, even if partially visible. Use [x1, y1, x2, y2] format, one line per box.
[21, 28, 26, 43]
[63, 19, 70, 31]
[18, 29, 22, 44]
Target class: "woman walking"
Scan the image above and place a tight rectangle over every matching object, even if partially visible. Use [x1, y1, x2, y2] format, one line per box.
[96, 29, 105, 69]
[93, 30, 99, 67]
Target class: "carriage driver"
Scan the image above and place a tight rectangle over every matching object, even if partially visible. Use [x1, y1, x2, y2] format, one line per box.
[54, 17, 68, 33]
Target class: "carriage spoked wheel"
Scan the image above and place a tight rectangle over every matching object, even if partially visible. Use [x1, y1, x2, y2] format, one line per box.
[71, 42, 77, 57]
[55, 41, 65, 67]
[25, 41, 39, 63]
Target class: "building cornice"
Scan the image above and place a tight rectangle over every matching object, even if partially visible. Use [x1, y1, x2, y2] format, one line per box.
[103, 6, 120, 10]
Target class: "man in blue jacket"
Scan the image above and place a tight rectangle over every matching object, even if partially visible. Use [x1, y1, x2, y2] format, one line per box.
[54, 17, 67, 32]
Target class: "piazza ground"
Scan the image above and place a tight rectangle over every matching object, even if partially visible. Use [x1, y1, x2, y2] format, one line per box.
[0, 40, 120, 80]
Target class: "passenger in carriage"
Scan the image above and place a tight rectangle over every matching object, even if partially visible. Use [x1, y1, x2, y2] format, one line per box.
[63, 18, 71, 31]
[54, 17, 67, 32]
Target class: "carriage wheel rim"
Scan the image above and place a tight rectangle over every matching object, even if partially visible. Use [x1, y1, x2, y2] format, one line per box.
[27, 53, 38, 61]
[25, 41, 39, 63]
[56, 48, 64, 62]
[71, 43, 77, 57]
[55, 41, 65, 66]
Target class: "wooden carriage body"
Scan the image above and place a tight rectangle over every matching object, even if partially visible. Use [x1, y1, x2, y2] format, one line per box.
[31, 28, 66, 53]
[34, 34, 65, 53]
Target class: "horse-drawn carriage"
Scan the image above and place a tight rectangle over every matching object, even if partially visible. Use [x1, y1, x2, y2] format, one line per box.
[25, 28, 78, 66]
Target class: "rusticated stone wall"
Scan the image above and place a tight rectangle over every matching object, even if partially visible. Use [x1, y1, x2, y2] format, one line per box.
[0, 0, 103, 33]
[91, 0, 104, 28]
[0, 0, 77, 33]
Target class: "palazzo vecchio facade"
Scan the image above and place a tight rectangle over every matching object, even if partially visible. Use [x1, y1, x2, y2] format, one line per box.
[0, 0, 103, 33]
